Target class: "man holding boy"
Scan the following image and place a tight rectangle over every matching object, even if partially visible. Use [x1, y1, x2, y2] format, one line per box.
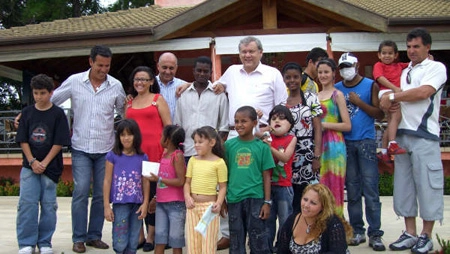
[380, 27, 447, 254]
[16, 74, 71, 254]
[50, 45, 126, 253]
[335, 52, 386, 251]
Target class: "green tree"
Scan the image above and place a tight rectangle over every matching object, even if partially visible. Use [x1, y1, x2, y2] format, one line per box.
[0, 0, 105, 28]
[0, 78, 21, 110]
[0, 0, 26, 28]
[108, 0, 154, 11]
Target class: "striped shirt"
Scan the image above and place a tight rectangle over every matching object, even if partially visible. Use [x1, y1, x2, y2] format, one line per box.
[51, 69, 126, 153]
[156, 75, 186, 121]
[173, 81, 229, 156]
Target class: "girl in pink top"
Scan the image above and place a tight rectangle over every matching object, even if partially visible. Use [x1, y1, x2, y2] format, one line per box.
[146, 125, 186, 254]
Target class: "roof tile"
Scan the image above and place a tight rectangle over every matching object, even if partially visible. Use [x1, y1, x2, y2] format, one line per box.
[342, 0, 450, 18]
[0, 5, 192, 38]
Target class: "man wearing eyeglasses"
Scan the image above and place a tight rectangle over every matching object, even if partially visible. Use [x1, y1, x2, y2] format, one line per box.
[380, 27, 447, 254]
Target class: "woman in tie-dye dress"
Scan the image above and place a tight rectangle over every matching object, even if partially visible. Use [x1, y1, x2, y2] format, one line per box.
[317, 59, 351, 216]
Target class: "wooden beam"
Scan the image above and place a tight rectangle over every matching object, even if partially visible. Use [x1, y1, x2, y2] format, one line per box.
[153, 0, 240, 40]
[262, 0, 277, 29]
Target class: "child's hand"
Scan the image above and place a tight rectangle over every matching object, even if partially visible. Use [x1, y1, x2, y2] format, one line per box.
[393, 87, 402, 93]
[212, 202, 221, 213]
[31, 160, 46, 174]
[104, 206, 114, 222]
[259, 203, 270, 220]
[148, 197, 156, 214]
[220, 200, 228, 218]
[136, 203, 148, 220]
[146, 173, 159, 182]
[185, 196, 195, 209]
[256, 109, 263, 119]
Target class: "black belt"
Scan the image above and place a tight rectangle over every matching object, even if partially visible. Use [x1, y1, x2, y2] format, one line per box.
[229, 124, 267, 130]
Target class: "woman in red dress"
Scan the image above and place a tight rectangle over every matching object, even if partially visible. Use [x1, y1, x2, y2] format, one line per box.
[126, 66, 171, 251]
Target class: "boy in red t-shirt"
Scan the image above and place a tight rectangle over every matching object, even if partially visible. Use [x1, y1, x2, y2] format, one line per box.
[373, 40, 408, 162]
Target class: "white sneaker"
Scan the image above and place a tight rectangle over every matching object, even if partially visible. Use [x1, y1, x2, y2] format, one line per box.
[18, 246, 33, 254]
[389, 231, 418, 250]
[39, 247, 53, 254]
[411, 234, 433, 254]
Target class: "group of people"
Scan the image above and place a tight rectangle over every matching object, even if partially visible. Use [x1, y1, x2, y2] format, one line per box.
[15, 27, 446, 254]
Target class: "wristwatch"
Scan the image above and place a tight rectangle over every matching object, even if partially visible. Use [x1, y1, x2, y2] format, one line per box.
[389, 93, 395, 102]
[264, 200, 272, 206]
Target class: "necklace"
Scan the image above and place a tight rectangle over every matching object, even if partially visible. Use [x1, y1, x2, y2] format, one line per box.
[304, 216, 314, 234]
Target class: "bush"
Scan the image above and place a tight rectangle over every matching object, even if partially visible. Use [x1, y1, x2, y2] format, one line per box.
[0, 176, 19, 196]
[378, 173, 394, 196]
[379, 174, 450, 196]
[56, 180, 74, 197]
[445, 177, 450, 195]
[0, 177, 74, 197]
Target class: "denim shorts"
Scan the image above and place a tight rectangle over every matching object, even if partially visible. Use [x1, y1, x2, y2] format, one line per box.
[154, 201, 186, 248]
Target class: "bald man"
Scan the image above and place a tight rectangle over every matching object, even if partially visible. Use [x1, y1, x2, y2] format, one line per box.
[156, 52, 186, 121]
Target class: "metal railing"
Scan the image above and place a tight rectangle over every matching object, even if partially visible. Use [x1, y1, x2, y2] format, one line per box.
[0, 110, 21, 152]
[2, 110, 450, 153]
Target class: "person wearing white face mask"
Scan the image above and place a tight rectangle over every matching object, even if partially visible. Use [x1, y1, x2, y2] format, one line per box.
[335, 53, 387, 251]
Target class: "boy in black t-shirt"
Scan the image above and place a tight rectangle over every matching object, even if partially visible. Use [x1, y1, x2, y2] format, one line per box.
[16, 74, 71, 254]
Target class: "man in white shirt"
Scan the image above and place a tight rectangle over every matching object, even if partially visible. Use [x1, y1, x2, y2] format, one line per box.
[380, 27, 447, 254]
[214, 36, 288, 251]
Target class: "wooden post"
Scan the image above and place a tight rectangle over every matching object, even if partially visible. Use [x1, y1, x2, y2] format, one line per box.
[211, 41, 222, 82]
[262, 0, 277, 29]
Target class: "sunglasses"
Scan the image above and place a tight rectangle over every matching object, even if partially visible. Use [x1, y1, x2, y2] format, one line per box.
[406, 68, 412, 84]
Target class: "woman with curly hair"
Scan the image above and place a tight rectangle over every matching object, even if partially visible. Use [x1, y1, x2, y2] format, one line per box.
[277, 184, 352, 254]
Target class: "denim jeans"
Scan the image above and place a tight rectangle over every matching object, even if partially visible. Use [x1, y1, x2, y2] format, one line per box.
[16, 167, 57, 249]
[71, 149, 106, 243]
[155, 201, 186, 248]
[111, 203, 142, 254]
[228, 198, 270, 254]
[267, 186, 293, 249]
[345, 139, 384, 237]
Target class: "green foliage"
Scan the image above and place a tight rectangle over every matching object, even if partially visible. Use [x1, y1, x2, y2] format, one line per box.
[108, 0, 154, 11]
[0, 177, 20, 196]
[435, 234, 450, 254]
[0, 178, 74, 197]
[0, 0, 25, 28]
[445, 177, 450, 195]
[379, 174, 450, 197]
[0, 78, 22, 110]
[0, 0, 105, 29]
[56, 180, 74, 197]
[378, 173, 394, 196]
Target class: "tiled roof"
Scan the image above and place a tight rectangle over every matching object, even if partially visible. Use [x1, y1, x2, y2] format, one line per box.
[343, 0, 450, 18]
[0, 5, 192, 39]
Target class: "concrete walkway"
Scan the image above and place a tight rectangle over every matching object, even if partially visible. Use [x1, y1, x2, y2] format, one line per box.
[2, 196, 449, 253]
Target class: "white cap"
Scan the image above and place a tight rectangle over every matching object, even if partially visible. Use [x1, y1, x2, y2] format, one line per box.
[338, 52, 358, 68]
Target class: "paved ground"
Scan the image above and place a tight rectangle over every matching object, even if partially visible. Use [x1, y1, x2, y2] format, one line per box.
[1, 196, 449, 253]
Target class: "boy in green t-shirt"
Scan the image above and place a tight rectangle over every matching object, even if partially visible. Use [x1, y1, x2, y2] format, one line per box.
[224, 106, 275, 253]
